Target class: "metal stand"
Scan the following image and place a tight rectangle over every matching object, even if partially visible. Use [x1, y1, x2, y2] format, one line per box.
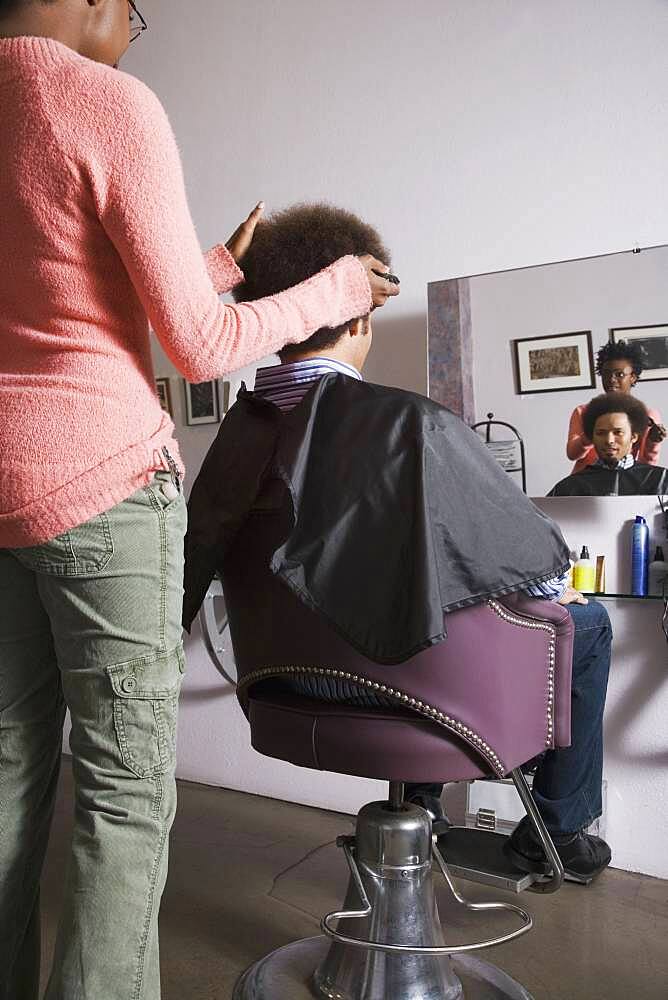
[233, 785, 536, 1000]
[471, 413, 527, 494]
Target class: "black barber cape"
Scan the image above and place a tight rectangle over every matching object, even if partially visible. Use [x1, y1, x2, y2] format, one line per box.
[549, 462, 668, 497]
[183, 375, 570, 664]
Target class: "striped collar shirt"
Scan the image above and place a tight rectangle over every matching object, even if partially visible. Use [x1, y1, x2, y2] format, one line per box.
[594, 454, 635, 470]
[253, 357, 362, 412]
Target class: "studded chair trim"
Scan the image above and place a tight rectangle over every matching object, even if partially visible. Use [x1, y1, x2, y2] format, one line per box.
[236, 600, 557, 778]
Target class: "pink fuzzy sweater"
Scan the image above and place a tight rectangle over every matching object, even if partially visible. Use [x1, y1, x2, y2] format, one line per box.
[0, 36, 372, 547]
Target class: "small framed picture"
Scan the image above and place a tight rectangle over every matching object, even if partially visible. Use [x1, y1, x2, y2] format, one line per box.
[513, 330, 595, 395]
[155, 377, 173, 417]
[183, 379, 221, 425]
[610, 325, 668, 381]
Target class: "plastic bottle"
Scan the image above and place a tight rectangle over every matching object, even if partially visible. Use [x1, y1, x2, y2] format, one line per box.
[573, 546, 596, 593]
[648, 546, 668, 598]
[631, 516, 650, 597]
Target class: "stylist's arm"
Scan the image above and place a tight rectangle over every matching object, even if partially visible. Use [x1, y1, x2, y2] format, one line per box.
[98, 79, 398, 380]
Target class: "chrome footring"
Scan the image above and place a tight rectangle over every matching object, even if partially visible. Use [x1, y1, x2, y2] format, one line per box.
[232, 936, 535, 1000]
[320, 801, 533, 957]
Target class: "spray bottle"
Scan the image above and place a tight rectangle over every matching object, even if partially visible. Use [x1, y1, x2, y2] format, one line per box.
[631, 515, 649, 597]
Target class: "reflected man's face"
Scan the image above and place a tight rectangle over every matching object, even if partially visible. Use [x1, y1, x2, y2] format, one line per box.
[592, 412, 639, 465]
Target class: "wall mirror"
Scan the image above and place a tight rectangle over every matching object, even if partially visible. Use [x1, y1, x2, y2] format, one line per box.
[428, 245, 668, 497]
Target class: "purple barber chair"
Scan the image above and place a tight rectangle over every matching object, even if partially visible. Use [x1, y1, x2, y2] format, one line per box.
[217, 494, 574, 1000]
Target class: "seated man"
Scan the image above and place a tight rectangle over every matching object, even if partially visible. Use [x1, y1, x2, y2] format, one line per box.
[183, 203, 612, 883]
[551, 393, 668, 496]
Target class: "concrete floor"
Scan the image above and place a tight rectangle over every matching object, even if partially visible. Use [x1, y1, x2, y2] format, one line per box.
[40, 764, 668, 1000]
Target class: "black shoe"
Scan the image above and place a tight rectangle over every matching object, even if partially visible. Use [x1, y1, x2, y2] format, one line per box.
[405, 793, 451, 836]
[504, 815, 611, 884]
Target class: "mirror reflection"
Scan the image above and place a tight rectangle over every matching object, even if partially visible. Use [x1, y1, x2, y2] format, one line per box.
[550, 391, 668, 495]
[429, 245, 668, 496]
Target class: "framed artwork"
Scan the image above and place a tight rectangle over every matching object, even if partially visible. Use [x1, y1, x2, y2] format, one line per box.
[610, 324, 668, 381]
[513, 330, 595, 395]
[184, 379, 220, 425]
[155, 377, 173, 417]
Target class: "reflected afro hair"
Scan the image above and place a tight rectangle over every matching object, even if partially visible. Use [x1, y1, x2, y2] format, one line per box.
[583, 392, 649, 439]
[595, 339, 646, 376]
[232, 202, 390, 361]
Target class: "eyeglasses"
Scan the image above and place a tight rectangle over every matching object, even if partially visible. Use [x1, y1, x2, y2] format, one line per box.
[128, 1, 148, 44]
[601, 367, 634, 381]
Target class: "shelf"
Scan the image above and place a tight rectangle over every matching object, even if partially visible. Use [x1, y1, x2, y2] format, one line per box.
[584, 592, 666, 601]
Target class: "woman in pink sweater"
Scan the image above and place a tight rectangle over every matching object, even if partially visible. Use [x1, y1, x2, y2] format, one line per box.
[567, 339, 665, 474]
[0, 3, 398, 998]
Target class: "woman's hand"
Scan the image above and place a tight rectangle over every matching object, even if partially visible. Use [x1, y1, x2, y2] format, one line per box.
[226, 202, 265, 265]
[359, 255, 401, 309]
[648, 419, 667, 443]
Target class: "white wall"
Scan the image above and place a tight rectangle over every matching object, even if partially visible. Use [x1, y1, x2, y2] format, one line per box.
[122, 1, 668, 829]
[469, 246, 668, 496]
[127, 0, 668, 397]
[533, 496, 668, 879]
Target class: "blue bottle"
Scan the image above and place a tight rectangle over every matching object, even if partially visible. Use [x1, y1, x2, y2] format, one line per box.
[631, 515, 649, 596]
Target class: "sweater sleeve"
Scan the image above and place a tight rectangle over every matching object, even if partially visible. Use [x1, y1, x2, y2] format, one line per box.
[566, 405, 594, 462]
[92, 79, 372, 382]
[204, 243, 245, 294]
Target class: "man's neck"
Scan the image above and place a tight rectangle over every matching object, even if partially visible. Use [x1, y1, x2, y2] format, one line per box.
[283, 348, 362, 374]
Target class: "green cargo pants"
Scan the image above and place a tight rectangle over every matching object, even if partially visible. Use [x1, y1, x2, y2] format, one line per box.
[0, 472, 186, 1000]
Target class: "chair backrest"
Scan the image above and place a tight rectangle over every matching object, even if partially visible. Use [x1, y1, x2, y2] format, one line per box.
[222, 481, 574, 778]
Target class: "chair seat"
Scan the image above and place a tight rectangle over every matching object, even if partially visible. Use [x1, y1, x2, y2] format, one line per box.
[249, 687, 495, 782]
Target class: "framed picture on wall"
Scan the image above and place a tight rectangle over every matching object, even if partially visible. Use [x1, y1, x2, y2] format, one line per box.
[513, 330, 595, 394]
[183, 379, 221, 425]
[155, 377, 173, 417]
[610, 324, 668, 381]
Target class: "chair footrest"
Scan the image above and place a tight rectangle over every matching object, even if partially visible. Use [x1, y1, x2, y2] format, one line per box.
[436, 826, 538, 893]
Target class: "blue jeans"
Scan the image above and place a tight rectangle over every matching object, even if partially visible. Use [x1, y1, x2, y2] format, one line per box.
[530, 600, 612, 834]
[407, 600, 612, 836]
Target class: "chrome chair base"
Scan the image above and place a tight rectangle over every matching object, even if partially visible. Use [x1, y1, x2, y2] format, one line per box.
[232, 935, 534, 999]
[234, 794, 538, 1000]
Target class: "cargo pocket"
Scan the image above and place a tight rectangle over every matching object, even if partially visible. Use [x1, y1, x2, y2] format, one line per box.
[107, 644, 185, 778]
